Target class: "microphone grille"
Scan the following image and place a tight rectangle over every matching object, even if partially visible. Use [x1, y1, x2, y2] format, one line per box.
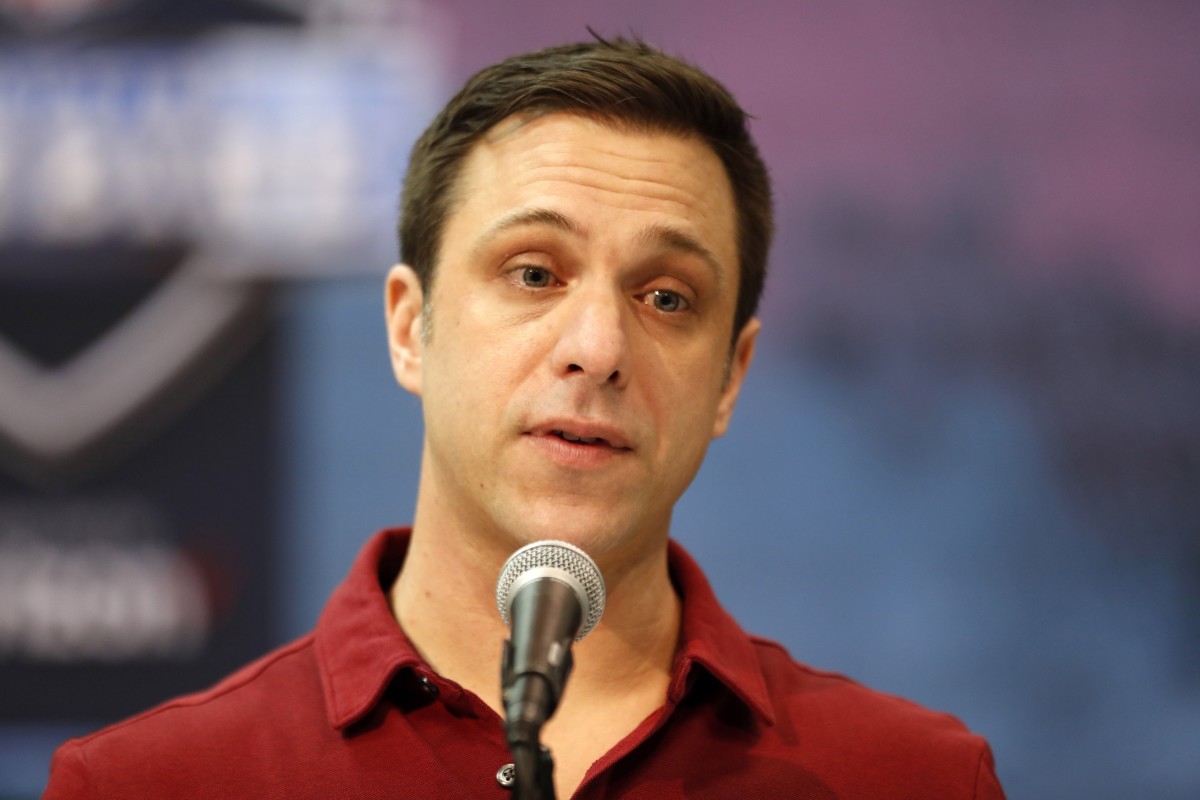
[496, 540, 606, 640]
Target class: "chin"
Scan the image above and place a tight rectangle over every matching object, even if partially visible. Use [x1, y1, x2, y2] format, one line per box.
[500, 503, 661, 562]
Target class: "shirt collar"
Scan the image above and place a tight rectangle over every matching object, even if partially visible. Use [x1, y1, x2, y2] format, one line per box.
[315, 528, 424, 730]
[315, 528, 776, 730]
[667, 539, 776, 726]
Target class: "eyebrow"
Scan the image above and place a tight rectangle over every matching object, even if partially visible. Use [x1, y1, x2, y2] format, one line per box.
[476, 208, 584, 252]
[635, 223, 728, 287]
[475, 207, 729, 286]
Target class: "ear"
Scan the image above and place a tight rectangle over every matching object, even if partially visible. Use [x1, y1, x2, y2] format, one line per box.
[385, 264, 425, 396]
[711, 316, 760, 439]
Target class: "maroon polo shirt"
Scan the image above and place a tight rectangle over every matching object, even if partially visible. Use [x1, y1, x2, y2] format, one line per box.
[45, 528, 1004, 798]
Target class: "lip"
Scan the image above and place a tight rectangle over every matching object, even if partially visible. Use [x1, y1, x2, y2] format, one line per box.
[526, 419, 635, 451]
[523, 431, 634, 471]
[522, 419, 636, 471]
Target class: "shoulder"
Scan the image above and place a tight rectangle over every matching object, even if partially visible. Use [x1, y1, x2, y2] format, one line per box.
[751, 634, 970, 733]
[84, 633, 319, 744]
[44, 634, 323, 799]
[747, 636, 1004, 798]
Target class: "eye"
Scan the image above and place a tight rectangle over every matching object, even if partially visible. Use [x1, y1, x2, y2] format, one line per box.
[645, 289, 689, 313]
[518, 266, 553, 288]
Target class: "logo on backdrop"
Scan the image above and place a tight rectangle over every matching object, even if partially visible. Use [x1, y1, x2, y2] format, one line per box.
[0, 1, 435, 482]
[0, 0, 440, 708]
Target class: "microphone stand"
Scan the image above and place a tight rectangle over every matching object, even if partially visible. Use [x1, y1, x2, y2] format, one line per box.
[508, 739, 556, 800]
[501, 639, 565, 800]
[496, 541, 606, 800]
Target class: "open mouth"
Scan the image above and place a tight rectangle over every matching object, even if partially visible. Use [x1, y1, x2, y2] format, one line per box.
[530, 421, 633, 453]
[551, 429, 610, 446]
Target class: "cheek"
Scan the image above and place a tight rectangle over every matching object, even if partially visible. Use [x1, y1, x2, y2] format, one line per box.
[647, 350, 725, 444]
[424, 315, 540, 420]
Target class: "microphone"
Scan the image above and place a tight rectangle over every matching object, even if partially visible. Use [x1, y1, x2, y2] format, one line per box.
[495, 540, 606, 748]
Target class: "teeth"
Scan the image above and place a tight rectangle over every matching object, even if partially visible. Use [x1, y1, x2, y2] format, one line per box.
[556, 431, 601, 444]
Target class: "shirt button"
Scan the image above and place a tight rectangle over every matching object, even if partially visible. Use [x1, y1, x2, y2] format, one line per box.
[496, 763, 515, 789]
[419, 675, 439, 698]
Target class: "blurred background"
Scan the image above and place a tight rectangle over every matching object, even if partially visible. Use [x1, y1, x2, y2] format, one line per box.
[1, 1, 1197, 797]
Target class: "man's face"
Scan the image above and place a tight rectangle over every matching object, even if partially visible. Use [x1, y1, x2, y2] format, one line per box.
[388, 113, 758, 563]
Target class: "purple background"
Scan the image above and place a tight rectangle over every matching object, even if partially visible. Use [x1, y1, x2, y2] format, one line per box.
[1, 2, 1198, 798]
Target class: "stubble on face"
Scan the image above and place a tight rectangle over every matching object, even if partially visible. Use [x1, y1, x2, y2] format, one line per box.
[409, 113, 752, 567]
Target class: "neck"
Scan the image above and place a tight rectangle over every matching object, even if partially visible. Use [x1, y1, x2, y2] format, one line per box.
[389, 473, 682, 720]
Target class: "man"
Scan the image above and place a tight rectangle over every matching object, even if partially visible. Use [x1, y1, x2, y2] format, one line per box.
[45, 37, 1004, 798]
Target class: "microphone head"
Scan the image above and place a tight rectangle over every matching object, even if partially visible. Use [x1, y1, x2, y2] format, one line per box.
[496, 540, 606, 641]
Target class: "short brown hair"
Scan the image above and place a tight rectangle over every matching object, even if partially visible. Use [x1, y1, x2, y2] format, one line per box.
[398, 35, 773, 340]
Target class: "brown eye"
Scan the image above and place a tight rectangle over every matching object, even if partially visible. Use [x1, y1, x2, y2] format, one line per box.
[520, 266, 552, 288]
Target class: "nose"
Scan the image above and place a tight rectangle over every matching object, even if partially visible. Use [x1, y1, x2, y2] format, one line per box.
[550, 285, 631, 389]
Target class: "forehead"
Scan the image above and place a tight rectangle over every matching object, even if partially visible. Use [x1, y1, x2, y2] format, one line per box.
[442, 113, 738, 273]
